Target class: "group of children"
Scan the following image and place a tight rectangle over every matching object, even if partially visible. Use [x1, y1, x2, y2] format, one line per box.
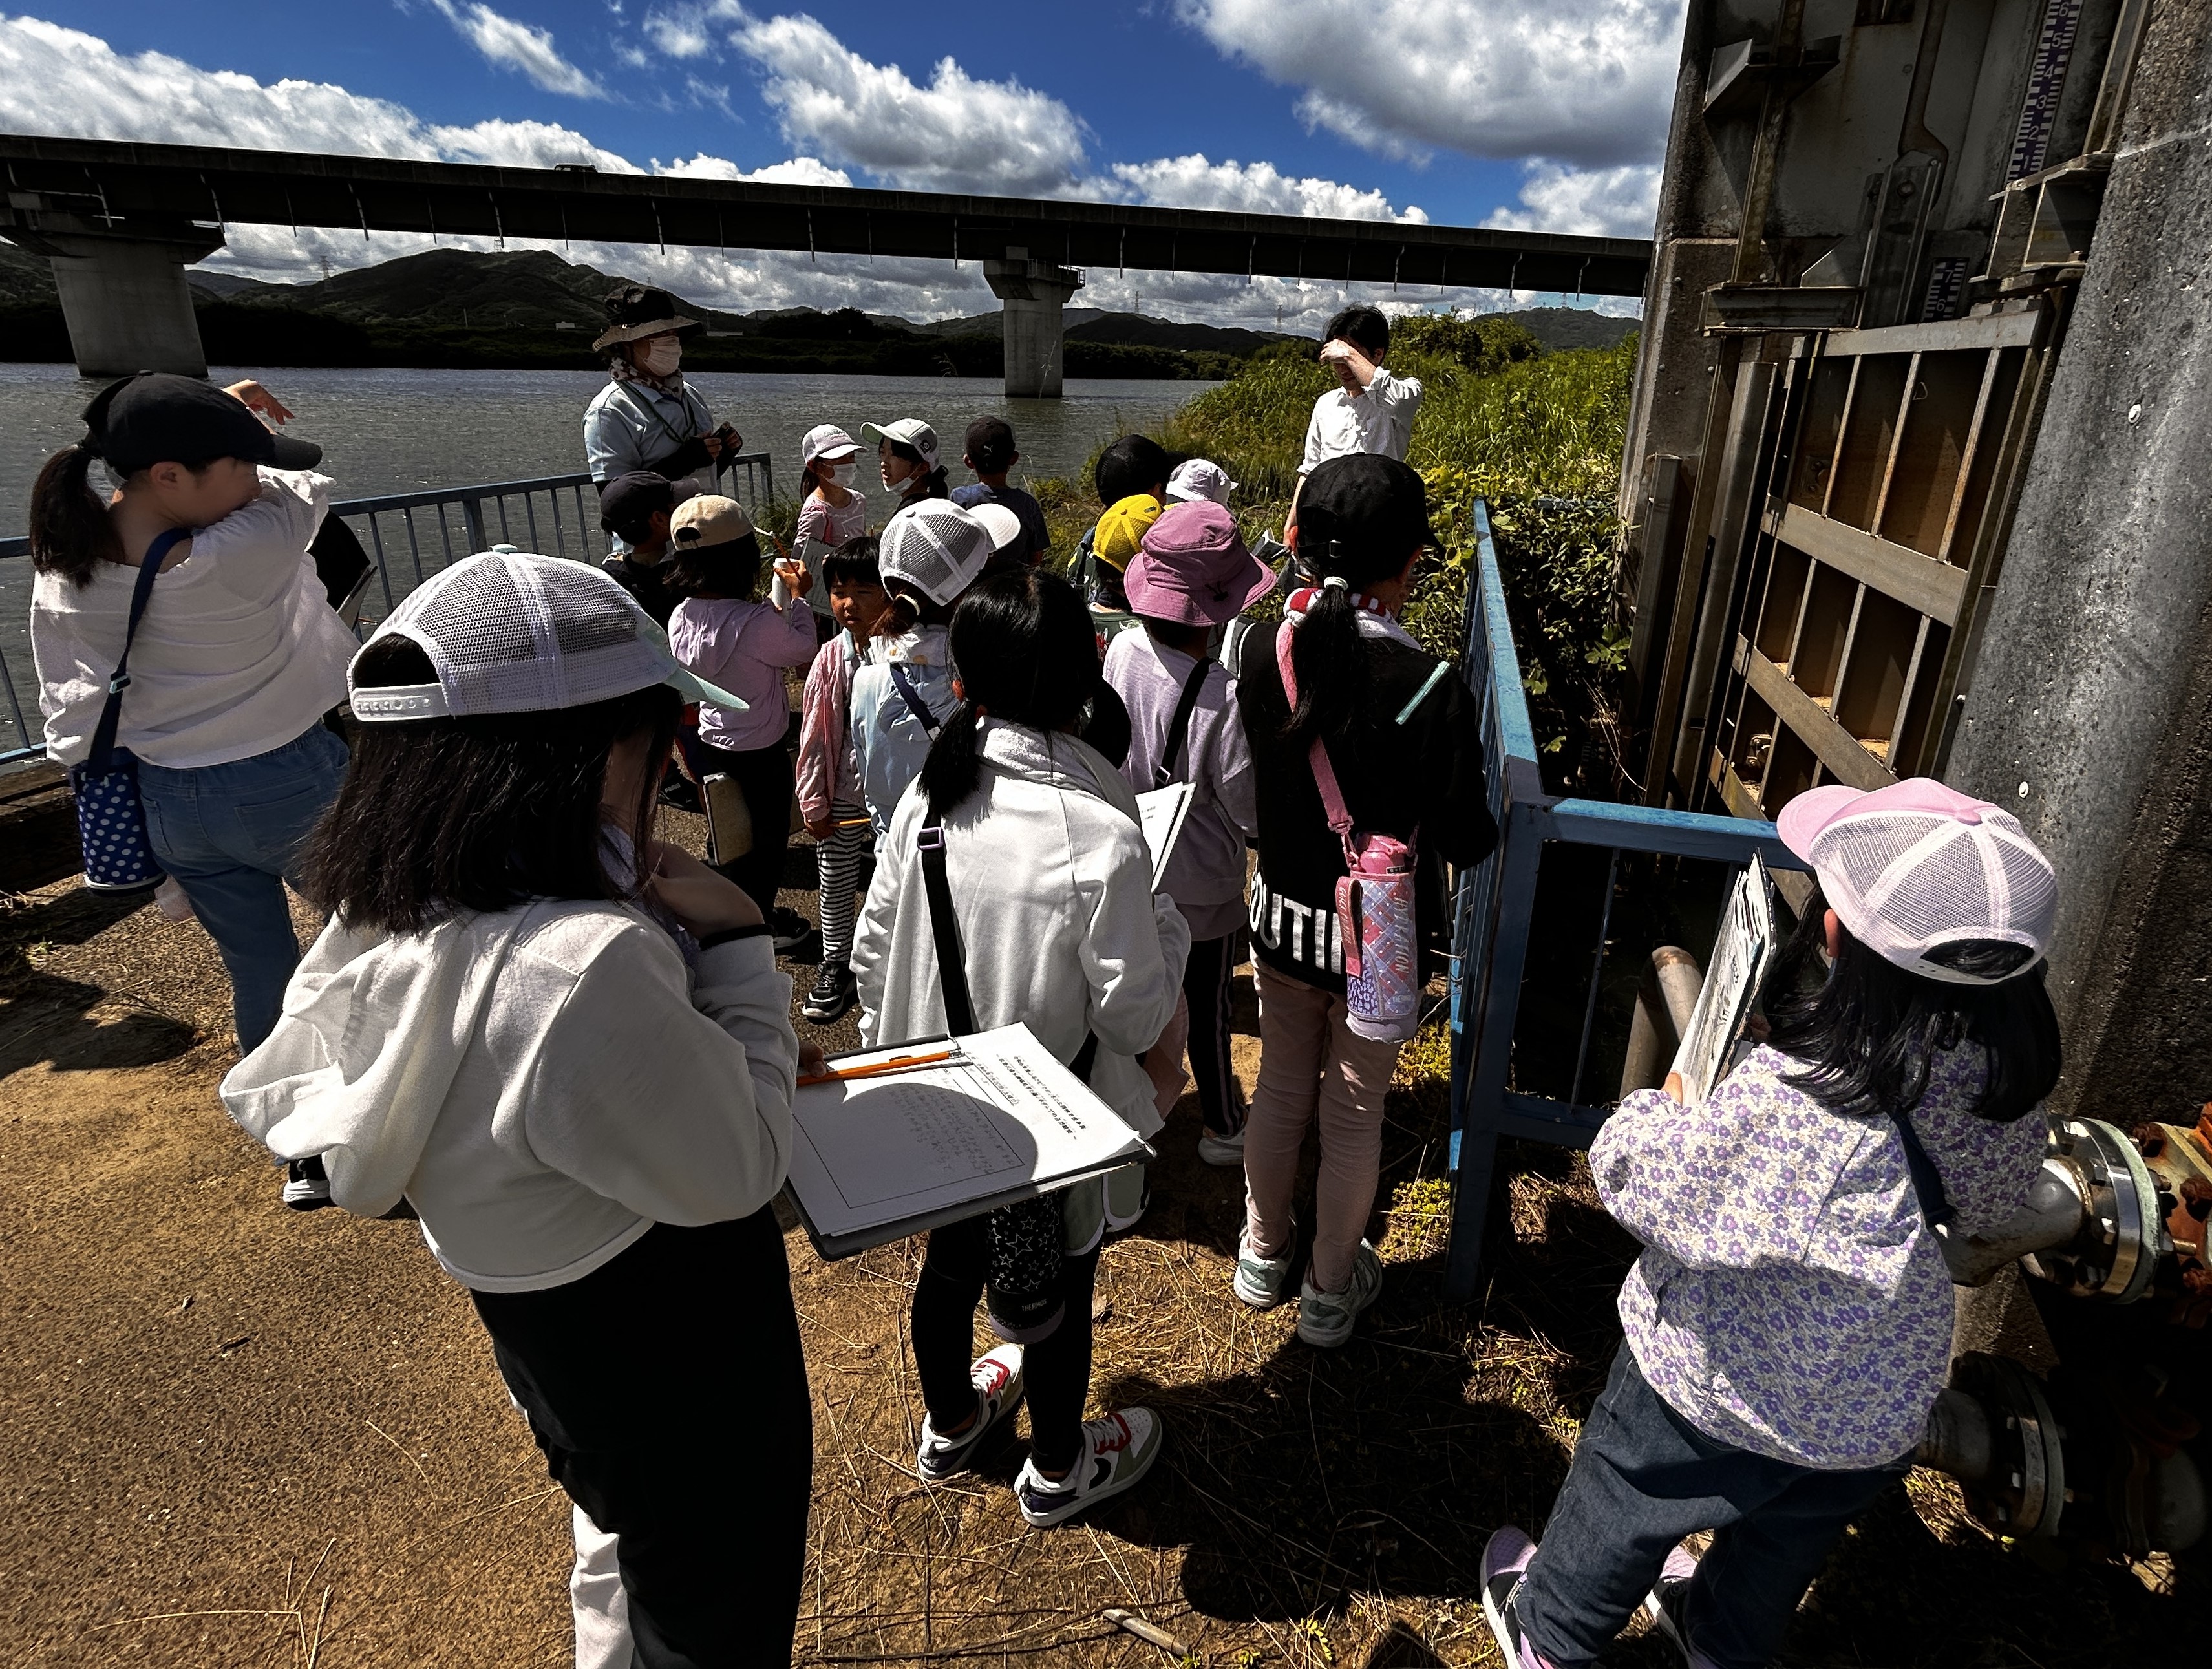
[27, 324, 2073, 1669]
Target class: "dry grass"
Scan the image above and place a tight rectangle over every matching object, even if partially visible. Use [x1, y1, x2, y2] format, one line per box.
[1, 849, 2204, 1665]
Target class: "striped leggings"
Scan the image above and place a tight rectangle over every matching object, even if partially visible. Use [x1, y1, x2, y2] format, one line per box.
[815, 800, 871, 964]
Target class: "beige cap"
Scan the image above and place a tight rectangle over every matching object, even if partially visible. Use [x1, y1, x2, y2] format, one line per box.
[670, 494, 754, 549]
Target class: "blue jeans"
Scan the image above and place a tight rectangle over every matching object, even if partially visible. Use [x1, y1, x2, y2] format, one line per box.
[1517, 1345, 1907, 1669]
[138, 723, 350, 1052]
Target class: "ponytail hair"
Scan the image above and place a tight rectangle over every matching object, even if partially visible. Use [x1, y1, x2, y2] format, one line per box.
[919, 568, 1098, 822]
[29, 443, 123, 586]
[875, 581, 955, 641]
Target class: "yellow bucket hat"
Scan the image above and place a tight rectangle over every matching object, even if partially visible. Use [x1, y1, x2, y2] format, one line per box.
[1094, 494, 1164, 570]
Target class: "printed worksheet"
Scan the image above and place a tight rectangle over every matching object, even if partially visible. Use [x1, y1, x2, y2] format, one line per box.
[784, 1023, 1151, 1257]
[1670, 853, 1778, 1103]
[1135, 783, 1194, 890]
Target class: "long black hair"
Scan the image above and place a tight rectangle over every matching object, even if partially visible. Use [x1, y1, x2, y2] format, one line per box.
[1763, 884, 2062, 1123]
[889, 439, 950, 502]
[1282, 535, 1423, 753]
[28, 444, 126, 584]
[302, 637, 681, 933]
[917, 568, 1100, 821]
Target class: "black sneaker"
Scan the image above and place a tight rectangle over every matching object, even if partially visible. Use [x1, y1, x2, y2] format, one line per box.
[803, 959, 856, 1023]
[771, 907, 819, 959]
[1480, 1525, 1542, 1668]
[282, 1156, 332, 1212]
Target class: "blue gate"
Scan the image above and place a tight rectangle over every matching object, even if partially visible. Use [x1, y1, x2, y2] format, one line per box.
[1442, 501, 1812, 1299]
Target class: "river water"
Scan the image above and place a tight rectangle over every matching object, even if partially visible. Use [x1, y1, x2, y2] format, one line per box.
[0, 364, 1211, 757]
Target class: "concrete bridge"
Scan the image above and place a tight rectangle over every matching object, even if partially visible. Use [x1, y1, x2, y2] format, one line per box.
[0, 134, 1652, 396]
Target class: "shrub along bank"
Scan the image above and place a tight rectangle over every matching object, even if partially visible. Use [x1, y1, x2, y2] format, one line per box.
[1058, 317, 1636, 792]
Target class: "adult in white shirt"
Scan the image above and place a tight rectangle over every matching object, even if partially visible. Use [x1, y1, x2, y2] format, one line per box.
[222, 552, 812, 1667]
[1300, 304, 1424, 476]
[29, 373, 354, 1059]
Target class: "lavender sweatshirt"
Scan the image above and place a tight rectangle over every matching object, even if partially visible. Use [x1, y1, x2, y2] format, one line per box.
[1102, 629, 1257, 941]
[1593, 1043, 2045, 1469]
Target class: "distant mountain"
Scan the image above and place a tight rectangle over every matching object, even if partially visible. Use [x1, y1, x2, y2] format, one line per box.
[0, 239, 54, 306]
[1502, 307, 1640, 352]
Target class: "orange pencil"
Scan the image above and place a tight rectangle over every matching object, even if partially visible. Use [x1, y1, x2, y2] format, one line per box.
[797, 1048, 956, 1088]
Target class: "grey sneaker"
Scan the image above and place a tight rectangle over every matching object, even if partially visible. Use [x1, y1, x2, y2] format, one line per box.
[1196, 1126, 1246, 1167]
[1295, 1240, 1383, 1347]
[1233, 1226, 1293, 1309]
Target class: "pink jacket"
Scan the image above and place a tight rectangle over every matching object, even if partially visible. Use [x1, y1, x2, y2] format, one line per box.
[796, 630, 864, 820]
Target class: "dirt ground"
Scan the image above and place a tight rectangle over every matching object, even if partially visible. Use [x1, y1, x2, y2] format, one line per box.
[1, 814, 2202, 1666]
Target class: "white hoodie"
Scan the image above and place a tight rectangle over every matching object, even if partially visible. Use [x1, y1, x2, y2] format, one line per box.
[220, 902, 796, 1292]
[853, 720, 1191, 1150]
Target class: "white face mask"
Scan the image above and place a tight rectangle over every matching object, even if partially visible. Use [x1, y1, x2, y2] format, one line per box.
[638, 337, 683, 377]
[827, 460, 858, 488]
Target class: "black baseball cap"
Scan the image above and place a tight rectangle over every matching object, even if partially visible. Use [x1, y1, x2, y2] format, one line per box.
[1295, 454, 1437, 565]
[83, 372, 322, 475]
[598, 469, 698, 537]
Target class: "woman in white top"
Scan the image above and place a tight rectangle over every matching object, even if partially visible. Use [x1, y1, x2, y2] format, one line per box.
[582, 284, 732, 539]
[28, 373, 356, 1070]
[853, 567, 1188, 1529]
[221, 551, 811, 1666]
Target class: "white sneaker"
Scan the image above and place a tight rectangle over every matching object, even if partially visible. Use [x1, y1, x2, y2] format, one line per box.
[915, 1345, 1024, 1481]
[1196, 1127, 1246, 1167]
[1295, 1240, 1383, 1348]
[1014, 1407, 1162, 1527]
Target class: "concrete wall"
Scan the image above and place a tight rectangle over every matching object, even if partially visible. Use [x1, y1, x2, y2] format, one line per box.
[47, 240, 209, 378]
[1946, 0, 2212, 1123]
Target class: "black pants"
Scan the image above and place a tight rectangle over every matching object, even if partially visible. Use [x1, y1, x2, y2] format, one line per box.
[695, 738, 794, 919]
[911, 1214, 1101, 1474]
[1184, 934, 1244, 1137]
[1518, 1345, 1906, 1669]
[473, 1211, 812, 1669]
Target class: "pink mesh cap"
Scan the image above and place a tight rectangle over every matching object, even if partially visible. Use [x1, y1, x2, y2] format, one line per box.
[1776, 778, 2058, 984]
[349, 549, 745, 722]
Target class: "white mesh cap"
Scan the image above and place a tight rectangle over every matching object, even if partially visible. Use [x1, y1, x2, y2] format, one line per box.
[1776, 778, 2059, 984]
[878, 500, 994, 605]
[348, 549, 746, 722]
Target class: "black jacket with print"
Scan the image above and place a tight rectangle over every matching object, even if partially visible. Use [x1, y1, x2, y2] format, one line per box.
[1235, 619, 1496, 993]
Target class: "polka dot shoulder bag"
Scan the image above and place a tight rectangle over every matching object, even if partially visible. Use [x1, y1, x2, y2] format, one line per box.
[69, 527, 187, 893]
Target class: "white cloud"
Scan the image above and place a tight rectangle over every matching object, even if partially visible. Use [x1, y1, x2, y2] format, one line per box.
[1111, 154, 1427, 223]
[1486, 162, 1661, 239]
[730, 14, 1090, 197]
[0, 17, 1632, 330]
[653, 152, 851, 186]
[432, 0, 607, 100]
[1176, 0, 1684, 170]
[641, 0, 747, 58]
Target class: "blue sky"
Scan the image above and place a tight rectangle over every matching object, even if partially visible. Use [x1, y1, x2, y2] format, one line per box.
[0, 3, 1683, 327]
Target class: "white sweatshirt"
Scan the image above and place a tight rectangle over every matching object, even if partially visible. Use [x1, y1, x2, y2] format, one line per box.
[220, 900, 797, 1292]
[32, 468, 357, 769]
[853, 720, 1191, 1146]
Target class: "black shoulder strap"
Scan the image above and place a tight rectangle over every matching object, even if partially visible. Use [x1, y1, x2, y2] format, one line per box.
[916, 824, 976, 1034]
[87, 527, 190, 771]
[888, 662, 942, 738]
[917, 821, 1100, 1083]
[1153, 655, 1213, 789]
[1886, 1105, 1957, 1230]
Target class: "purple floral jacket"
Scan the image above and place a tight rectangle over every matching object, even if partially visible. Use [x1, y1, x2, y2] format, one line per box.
[1591, 1043, 2046, 1469]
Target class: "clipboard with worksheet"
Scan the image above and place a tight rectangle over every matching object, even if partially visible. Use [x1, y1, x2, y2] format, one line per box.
[782, 1023, 1153, 1259]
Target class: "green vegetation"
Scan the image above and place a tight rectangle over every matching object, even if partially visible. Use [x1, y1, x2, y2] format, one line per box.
[1147, 318, 1637, 789]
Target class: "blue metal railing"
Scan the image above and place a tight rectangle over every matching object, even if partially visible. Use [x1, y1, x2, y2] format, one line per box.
[1441, 500, 1812, 1299]
[0, 452, 772, 771]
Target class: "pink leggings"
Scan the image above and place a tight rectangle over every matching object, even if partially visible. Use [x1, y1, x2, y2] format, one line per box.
[1242, 962, 1403, 1294]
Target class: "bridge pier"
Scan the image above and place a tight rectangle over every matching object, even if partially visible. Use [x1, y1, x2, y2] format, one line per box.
[983, 254, 1083, 399]
[5, 209, 222, 378]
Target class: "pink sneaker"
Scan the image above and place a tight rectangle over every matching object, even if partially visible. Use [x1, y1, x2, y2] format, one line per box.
[1644, 1542, 1721, 1669]
[1479, 1525, 1557, 1669]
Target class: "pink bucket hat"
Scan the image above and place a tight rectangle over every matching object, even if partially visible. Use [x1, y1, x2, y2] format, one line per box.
[1776, 777, 2059, 983]
[1125, 500, 1278, 626]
